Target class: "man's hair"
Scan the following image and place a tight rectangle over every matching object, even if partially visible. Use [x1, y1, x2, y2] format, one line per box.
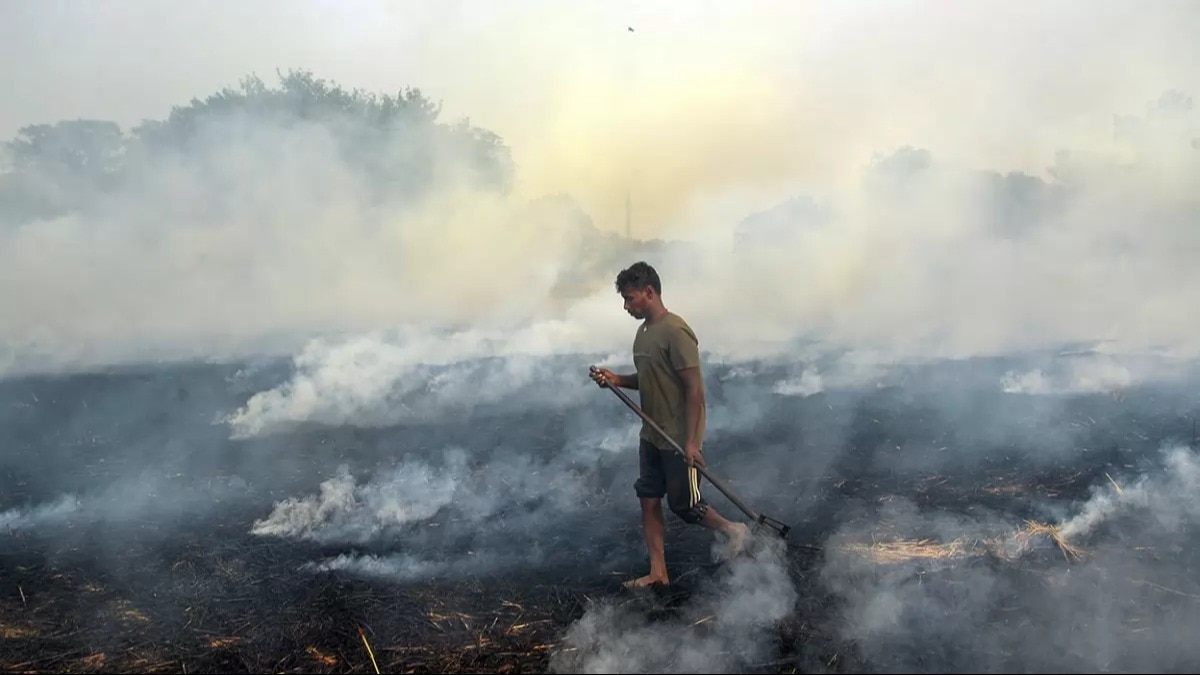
[615, 261, 662, 295]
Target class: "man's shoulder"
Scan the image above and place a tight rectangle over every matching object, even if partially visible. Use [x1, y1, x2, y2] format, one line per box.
[664, 312, 698, 339]
[637, 312, 700, 347]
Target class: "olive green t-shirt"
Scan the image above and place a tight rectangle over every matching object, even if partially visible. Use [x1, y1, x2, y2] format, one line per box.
[632, 312, 705, 451]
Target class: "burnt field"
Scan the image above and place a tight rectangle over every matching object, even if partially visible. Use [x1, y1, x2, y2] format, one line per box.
[3, 352, 1200, 673]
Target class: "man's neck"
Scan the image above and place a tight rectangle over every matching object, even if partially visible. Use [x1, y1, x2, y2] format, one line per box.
[645, 304, 669, 324]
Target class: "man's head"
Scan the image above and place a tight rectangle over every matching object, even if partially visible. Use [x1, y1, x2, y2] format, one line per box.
[615, 261, 663, 320]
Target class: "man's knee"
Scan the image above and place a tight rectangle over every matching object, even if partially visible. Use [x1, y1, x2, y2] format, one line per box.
[640, 496, 663, 510]
[670, 500, 709, 525]
[635, 476, 665, 500]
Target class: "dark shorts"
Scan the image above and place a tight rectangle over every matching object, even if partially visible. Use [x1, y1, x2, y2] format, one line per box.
[633, 439, 709, 524]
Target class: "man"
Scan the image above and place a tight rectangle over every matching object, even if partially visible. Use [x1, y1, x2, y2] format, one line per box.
[590, 261, 748, 589]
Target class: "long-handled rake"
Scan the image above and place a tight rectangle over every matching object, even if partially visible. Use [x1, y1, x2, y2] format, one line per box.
[590, 366, 791, 539]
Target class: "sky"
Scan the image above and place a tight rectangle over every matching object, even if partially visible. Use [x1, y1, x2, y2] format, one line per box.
[1, 0, 1199, 374]
[4, 1, 1197, 231]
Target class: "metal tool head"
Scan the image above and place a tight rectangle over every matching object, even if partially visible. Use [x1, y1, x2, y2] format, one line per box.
[754, 513, 791, 539]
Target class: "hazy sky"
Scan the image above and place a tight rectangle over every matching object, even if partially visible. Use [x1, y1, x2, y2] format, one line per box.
[4, 1, 1198, 229]
[2, 1, 1199, 374]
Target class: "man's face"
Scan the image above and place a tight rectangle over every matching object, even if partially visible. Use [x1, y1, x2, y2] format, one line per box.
[621, 286, 653, 319]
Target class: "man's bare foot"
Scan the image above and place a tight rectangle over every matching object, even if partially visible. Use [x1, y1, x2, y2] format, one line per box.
[714, 522, 749, 561]
[622, 574, 669, 589]
[727, 522, 749, 557]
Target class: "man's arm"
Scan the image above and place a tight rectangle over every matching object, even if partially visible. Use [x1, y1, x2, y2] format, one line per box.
[677, 366, 705, 466]
[666, 322, 705, 466]
[611, 372, 639, 390]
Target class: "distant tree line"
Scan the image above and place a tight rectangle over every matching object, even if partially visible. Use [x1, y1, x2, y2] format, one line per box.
[0, 70, 515, 225]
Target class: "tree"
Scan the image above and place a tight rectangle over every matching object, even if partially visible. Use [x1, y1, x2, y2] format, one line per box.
[5, 119, 125, 177]
[127, 69, 513, 201]
[0, 69, 515, 226]
[0, 119, 125, 223]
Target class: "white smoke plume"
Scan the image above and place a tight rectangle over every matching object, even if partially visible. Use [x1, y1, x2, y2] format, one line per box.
[213, 79, 1200, 443]
[549, 536, 796, 674]
[1059, 444, 1200, 541]
[250, 461, 460, 543]
[249, 431, 619, 547]
[816, 443, 1200, 672]
[0, 495, 81, 531]
[2, 4, 1200, 380]
[306, 548, 548, 582]
[0, 471, 255, 541]
[996, 349, 1193, 395]
[250, 455, 558, 544]
[223, 327, 628, 439]
[772, 368, 824, 398]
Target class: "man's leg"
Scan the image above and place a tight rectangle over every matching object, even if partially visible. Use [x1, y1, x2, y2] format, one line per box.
[629, 497, 669, 587]
[627, 441, 670, 588]
[663, 450, 749, 556]
[699, 504, 747, 537]
[699, 505, 749, 558]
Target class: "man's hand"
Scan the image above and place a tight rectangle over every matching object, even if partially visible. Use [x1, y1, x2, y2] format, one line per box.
[590, 367, 616, 388]
[683, 440, 705, 468]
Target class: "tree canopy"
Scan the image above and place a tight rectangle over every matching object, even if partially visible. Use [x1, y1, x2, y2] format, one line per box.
[1, 70, 514, 226]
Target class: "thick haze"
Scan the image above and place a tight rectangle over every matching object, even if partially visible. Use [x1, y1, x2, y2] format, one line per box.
[2, 0, 1199, 377]
[4, 5, 1200, 672]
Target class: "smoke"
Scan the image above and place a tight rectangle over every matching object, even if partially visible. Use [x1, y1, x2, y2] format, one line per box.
[4, 334, 1200, 671]
[1058, 444, 1200, 540]
[772, 368, 825, 398]
[249, 443, 598, 547]
[305, 548, 549, 582]
[0, 495, 80, 531]
[817, 443, 1200, 672]
[223, 329, 628, 439]
[997, 349, 1196, 396]
[0, 474, 255, 540]
[2, 4, 1200, 672]
[0, 152, 582, 376]
[2, 4, 1200, 378]
[249, 461, 459, 543]
[244, 408, 643, 583]
[549, 535, 796, 674]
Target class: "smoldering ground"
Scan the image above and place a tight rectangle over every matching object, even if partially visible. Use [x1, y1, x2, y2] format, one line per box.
[6, 349, 1200, 672]
[817, 442, 1200, 674]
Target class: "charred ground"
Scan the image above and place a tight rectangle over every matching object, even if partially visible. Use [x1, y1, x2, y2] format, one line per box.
[2, 354, 1199, 673]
